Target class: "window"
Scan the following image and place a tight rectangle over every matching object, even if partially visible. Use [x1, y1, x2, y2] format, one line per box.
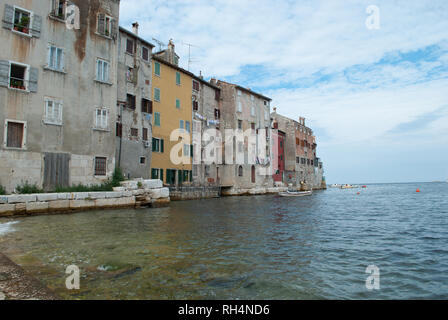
[126, 94, 136, 109]
[126, 38, 134, 54]
[94, 157, 107, 176]
[238, 165, 243, 177]
[9, 63, 28, 91]
[237, 101, 242, 113]
[251, 106, 255, 116]
[95, 108, 108, 130]
[152, 138, 164, 153]
[179, 120, 184, 131]
[97, 14, 113, 37]
[193, 80, 199, 91]
[48, 46, 64, 71]
[214, 108, 220, 119]
[141, 46, 150, 62]
[183, 144, 190, 157]
[251, 123, 255, 130]
[5, 121, 25, 148]
[176, 72, 181, 85]
[154, 62, 161, 76]
[116, 122, 122, 137]
[176, 99, 180, 109]
[237, 90, 242, 96]
[131, 128, 138, 137]
[154, 112, 161, 126]
[96, 59, 109, 83]
[13, 7, 31, 35]
[140, 157, 146, 164]
[215, 90, 220, 101]
[51, 0, 66, 19]
[251, 95, 254, 101]
[44, 98, 63, 125]
[186, 121, 190, 133]
[141, 98, 152, 113]
[151, 168, 163, 180]
[154, 88, 161, 102]
[142, 128, 148, 141]
[238, 120, 242, 130]
[193, 100, 199, 111]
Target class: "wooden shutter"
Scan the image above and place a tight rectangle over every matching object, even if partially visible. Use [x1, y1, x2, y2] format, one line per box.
[111, 19, 117, 40]
[0, 60, 9, 87]
[2, 4, 14, 30]
[160, 139, 164, 153]
[31, 14, 42, 38]
[28, 67, 38, 92]
[6, 122, 24, 148]
[143, 128, 148, 141]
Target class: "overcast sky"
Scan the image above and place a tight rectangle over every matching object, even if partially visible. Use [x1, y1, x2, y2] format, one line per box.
[120, 0, 448, 184]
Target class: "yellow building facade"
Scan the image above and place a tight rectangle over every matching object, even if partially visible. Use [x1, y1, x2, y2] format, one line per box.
[151, 57, 193, 185]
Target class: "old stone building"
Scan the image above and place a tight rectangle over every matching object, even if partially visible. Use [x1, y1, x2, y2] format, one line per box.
[116, 23, 154, 179]
[216, 80, 273, 194]
[191, 75, 222, 187]
[0, 0, 120, 192]
[271, 111, 325, 190]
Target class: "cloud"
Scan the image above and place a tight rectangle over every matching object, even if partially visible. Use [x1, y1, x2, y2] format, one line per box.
[119, 0, 448, 182]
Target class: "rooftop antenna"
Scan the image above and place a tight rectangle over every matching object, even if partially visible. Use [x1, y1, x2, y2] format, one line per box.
[182, 41, 200, 71]
[152, 37, 167, 52]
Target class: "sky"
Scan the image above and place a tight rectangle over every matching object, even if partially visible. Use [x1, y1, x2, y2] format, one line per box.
[120, 0, 448, 184]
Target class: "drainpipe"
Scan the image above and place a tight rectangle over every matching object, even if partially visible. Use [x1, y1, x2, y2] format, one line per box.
[118, 103, 123, 168]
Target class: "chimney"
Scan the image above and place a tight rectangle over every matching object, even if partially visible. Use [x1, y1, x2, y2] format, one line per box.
[210, 78, 217, 85]
[132, 22, 139, 36]
[273, 107, 277, 113]
[168, 39, 175, 52]
[199, 71, 204, 80]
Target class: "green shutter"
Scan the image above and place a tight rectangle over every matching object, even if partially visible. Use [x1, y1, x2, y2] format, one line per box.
[152, 138, 156, 152]
[155, 62, 160, 76]
[154, 112, 160, 126]
[161, 139, 164, 153]
[154, 88, 160, 102]
[189, 170, 193, 182]
[176, 99, 180, 109]
[176, 72, 181, 85]
[190, 145, 193, 158]
[160, 169, 164, 182]
[151, 168, 157, 179]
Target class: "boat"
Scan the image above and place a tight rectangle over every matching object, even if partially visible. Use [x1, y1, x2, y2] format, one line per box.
[330, 184, 341, 188]
[340, 184, 358, 189]
[279, 190, 313, 197]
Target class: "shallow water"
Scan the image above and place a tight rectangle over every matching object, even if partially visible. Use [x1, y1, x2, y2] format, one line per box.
[0, 182, 447, 299]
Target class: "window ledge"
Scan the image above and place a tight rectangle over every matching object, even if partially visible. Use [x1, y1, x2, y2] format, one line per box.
[93, 127, 110, 132]
[11, 29, 32, 38]
[48, 14, 66, 23]
[43, 120, 63, 126]
[43, 66, 67, 74]
[8, 87, 29, 93]
[95, 32, 113, 40]
[94, 79, 113, 86]
[3, 146, 27, 151]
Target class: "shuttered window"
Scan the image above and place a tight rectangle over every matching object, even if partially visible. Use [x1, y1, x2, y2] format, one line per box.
[126, 94, 136, 109]
[154, 112, 161, 126]
[141, 98, 152, 113]
[154, 88, 160, 102]
[192, 80, 199, 91]
[176, 99, 180, 109]
[186, 121, 190, 133]
[126, 39, 134, 54]
[176, 72, 181, 85]
[44, 98, 63, 125]
[97, 14, 114, 38]
[143, 128, 148, 141]
[142, 46, 149, 61]
[6, 121, 24, 148]
[48, 46, 64, 71]
[95, 108, 108, 129]
[154, 62, 161, 76]
[131, 128, 138, 137]
[94, 157, 107, 176]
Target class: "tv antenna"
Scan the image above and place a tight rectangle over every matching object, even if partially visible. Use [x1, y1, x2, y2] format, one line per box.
[182, 42, 200, 71]
[152, 37, 167, 52]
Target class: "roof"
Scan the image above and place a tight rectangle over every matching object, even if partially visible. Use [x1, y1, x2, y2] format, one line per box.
[217, 80, 271, 101]
[119, 27, 155, 48]
[153, 56, 221, 91]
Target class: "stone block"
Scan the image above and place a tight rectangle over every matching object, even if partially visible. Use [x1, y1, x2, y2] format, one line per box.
[71, 193, 90, 200]
[105, 192, 123, 198]
[95, 197, 135, 208]
[57, 193, 70, 200]
[147, 188, 169, 199]
[142, 180, 163, 189]
[69, 200, 96, 210]
[7, 195, 37, 204]
[14, 203, 27, 214]
[0, 204, 15, 216]
[36, 194, 58, 202]
[26, 202, 49, 214]
[88, 192, 106, 200]
[113, 187, 126, 192]
[132, 189, 145, 196]
[48, 200, 70, 211]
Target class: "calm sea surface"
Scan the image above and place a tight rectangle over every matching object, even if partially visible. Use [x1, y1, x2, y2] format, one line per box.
[0, 182, 447, 299]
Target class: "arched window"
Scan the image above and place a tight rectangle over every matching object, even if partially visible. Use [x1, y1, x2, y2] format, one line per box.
[238, 165, 243, 177]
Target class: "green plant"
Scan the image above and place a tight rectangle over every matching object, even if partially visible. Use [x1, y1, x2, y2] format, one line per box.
[16, 182, 44, 194]
[20, 16, 30, 27]
[0, 185, 6, 195]
[53, 168, 125, 193]
[111, 167, 125, 187]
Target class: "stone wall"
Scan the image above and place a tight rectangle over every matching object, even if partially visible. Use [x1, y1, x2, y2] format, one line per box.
[0, 179, 169, 218]
[169, 186, 220, 201]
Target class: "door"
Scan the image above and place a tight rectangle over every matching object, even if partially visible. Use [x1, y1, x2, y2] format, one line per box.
[251, 165, 256, 184]
[43, 153, 70, 191]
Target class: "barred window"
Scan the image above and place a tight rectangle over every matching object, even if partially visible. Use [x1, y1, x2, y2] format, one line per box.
[94, 157, 107, 176]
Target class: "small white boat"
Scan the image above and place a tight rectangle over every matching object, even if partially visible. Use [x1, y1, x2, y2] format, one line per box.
[279, 190, 313, 197]
[340, 184, 358, 189]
